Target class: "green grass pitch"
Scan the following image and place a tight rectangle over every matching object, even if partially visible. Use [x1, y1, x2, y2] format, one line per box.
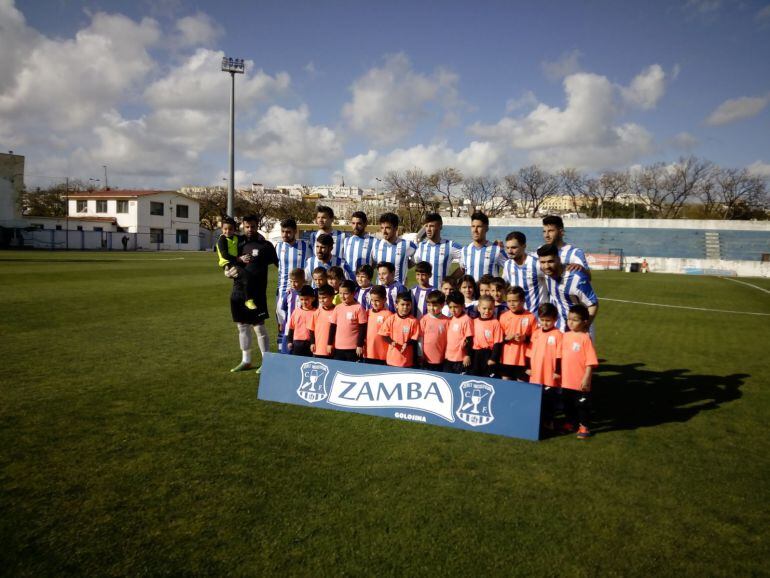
[1, 251, 768, 576]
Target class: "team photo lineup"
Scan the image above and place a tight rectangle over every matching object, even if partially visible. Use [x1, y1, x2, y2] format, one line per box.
[217, 208, 599, 437]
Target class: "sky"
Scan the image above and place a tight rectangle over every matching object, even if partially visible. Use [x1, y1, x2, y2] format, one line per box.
[2, 0, 770, 190]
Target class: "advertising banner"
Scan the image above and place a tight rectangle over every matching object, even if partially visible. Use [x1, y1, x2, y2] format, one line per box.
[257, 353, 542, 441]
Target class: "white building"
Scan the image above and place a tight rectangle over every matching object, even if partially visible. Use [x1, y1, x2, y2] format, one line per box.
[66, 190, 201, 250]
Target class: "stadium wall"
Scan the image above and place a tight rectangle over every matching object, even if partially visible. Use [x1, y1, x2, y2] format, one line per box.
[441, 217, 770, 232]
[622, 256, 770, 278]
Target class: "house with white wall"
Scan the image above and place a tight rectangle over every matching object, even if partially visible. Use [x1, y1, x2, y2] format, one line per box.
[66, 190, 201, 250]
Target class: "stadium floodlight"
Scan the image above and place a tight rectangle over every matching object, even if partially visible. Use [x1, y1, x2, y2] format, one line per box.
[221, 57, 245, 218]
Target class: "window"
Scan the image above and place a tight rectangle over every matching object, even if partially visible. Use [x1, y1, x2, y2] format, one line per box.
[116, 226, 126, 233]
[117, 200, 128, 213]
[176, 204, 189, 219]
[93, 227, 103, 232]
[150, 201, 164, 216]
[150, 228, 164, 243]
[56, 225, 62, 231]
[31, 223, 44, 230]
[176, 229, 188, 244]
[96, 200, 107, 213]
[76, 200, 87, 213]
[76, 226, 83, 231]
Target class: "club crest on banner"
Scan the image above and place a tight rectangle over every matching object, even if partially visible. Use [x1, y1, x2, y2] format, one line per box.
[456, 380, 495, 427]
[298, 361, 330, 403]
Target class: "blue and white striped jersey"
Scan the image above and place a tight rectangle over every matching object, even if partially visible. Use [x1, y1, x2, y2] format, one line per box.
[414, 238, 463, 289]
[544, 269, 598, 331]
[304, 256, 353, 288]
[344, 234, 376, 272]
[411, 285, 434, 319]
[309, 229, 347, 261]
[383, 280, 408, 313]
[460, 242, 507, 281]
[274, 239, 311, 298]
[502, 253, 547, 316]
[559, 243, 590, 270]
[355, 285, 373, 310]
[371, 238, 416, 285]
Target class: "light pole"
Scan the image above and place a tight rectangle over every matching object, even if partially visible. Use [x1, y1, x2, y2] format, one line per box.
[103, 165, 108, 190]
[221, 56, 245, 218]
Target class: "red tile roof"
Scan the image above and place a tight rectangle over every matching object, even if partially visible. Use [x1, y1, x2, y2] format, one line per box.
[67, 190, 181, 199]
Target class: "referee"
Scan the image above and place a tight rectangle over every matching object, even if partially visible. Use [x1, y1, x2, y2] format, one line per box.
[230, 215, 279, 374]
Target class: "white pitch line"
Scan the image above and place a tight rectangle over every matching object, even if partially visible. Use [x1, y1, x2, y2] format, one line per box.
[602, 297, 770, 316]
[721, 277, 770, 295]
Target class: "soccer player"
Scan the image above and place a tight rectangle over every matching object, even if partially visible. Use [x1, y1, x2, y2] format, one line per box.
[364, 285, 391, 365]
[414, 212, 463, 289]
[329, 280, 368, 362]
[309, 205, 346, 261]
[274, 217, 311, 305]
[287, 286, 317, 357]
[542, 215, 591, 279]
[499, 286, 536, 381]
[216, 217, 254, 310]
[419, 290, 449, 371]
[526, 303, 563, 430]
[355, 264, 374, 309]
[371, 212, 416, 285]
[471, 295, 504, 377]
[326, 266, 345, 305]
[411, 261, 434, 319]
[344, 211, 376, 271]
[561, 304, 598, 439]
[491, 277, 509, 317]
[503, 231, 546, 317]
[460, 211, 507, 281]
[308, 285, 336, 359]
[378, 291, 421, 368]
[229, 215, 278, 374]
[377, 261, 407, 313]
[305, 233, 352, 287]
[537, 243, 599, 332]
[277, 268, 305, 354]
[443, 290, 474, 374]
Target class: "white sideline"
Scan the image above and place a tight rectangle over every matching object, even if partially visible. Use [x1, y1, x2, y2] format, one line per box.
[601, 297, 770, 316]
[721, 277, 770, 295]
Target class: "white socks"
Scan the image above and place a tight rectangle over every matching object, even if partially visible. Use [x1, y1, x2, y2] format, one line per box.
[254, 324, 270, 356]
[238, 323, 253, 364]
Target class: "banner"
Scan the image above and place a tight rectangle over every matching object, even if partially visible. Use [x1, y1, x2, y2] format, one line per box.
[257, 353, 542, 441]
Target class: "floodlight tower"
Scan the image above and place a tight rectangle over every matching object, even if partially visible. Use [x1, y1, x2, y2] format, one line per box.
[221, 56, 245, 218]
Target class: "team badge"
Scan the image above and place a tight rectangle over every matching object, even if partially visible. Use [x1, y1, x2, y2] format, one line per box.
[456, 380, 495, 427]
[572, 342, 581, 352]
[298, 361, 330, 403]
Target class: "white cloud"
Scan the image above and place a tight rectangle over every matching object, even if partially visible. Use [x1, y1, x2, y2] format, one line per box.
[0, 10, 161, 131]
[621, 64, 666, 110]
[341, 141, 502, 186]
[468, 66, 662, 171]
[705, 95, 769, 126]
[671, 131, 699, 150]
[342, 52, 462, 146]
[541, 49, 582, 81]
[505, 91, 538, 113]
[144, 48, 290, 111]
[242, 105, 343, 183]
[175, 12, 224, 47]
[747, 160, 770, 178]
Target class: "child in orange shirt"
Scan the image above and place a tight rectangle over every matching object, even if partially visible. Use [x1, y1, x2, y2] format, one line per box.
[443, 290, 474, 374]
[526, 303, 563, 430]
[308, 285, 336, 359]
[419, 290, 449, 371]
[378, 291, 421, 368]
[287, 286, 317, 357]
[561, 304, 598, 439]
[499, 286, 536, 381]
[364, 285, 391, 365]
[329, 280, 368, 362]
[471, 295, 504, 377]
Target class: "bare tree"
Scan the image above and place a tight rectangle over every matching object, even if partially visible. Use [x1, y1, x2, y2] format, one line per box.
[662, 156, 713, 218]
[712, 167, 768, 219]
[429, 167, 463, 217]
[558, 168, 592, 215]
[506, 165, 559, 217]
[383, 169, 438, 231]
[462, 176, 510, 217]
[630, 163, 668, 217]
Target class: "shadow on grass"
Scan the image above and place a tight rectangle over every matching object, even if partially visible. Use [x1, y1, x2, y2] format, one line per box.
[590, 362, 746, 433]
